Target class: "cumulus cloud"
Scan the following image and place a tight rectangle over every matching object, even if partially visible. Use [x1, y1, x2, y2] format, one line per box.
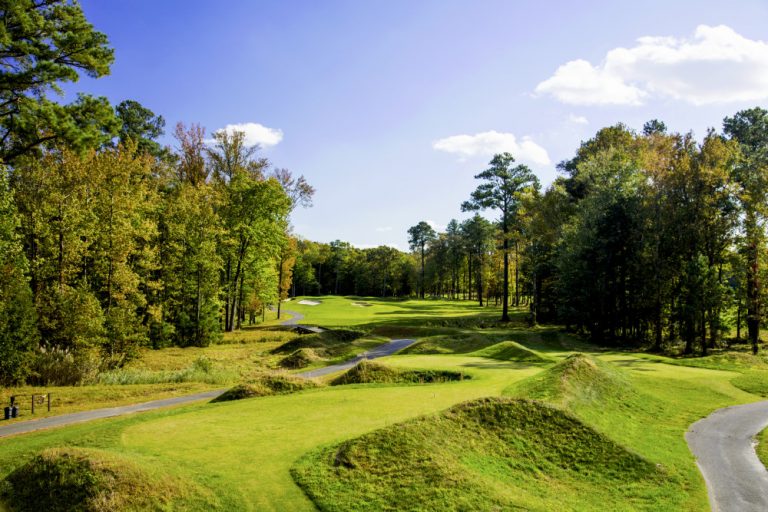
[426, 219, 446, 232]
[432, 131, 551, 165]
[212, 122, 284, 147]
[535, 25, 768, 106]
[567, 114, 589, 125]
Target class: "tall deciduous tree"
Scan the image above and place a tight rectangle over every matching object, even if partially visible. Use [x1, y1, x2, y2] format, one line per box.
[462, 153, 539, 321]
[0, 170, 38, 384]
[408, 221, 436, 299]
[724, 108, 768, 354]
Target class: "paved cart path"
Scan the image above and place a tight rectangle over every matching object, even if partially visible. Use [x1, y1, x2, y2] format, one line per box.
[297, 338, 417, 379]
[278, 308, 417, 378]
[0, 390, 224, 439]
[687, 400, 768, 511]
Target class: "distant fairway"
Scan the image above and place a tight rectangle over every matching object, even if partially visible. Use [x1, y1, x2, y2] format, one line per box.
[281, 295, 500, 328]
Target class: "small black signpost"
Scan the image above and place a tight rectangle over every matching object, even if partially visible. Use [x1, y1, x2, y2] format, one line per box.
[3, 393, 51, 420]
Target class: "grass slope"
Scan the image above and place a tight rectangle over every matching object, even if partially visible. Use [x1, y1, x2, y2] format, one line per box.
[330, 361, 467, 385]
[292, 397, 670, 511]
[0, 447, 201, 511]
[212, 373, 319, 403]
[469, 340, 553, 363]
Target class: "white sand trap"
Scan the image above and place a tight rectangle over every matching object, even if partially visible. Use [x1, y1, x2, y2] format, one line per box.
[298, 300, 321, 306]
[351, 301, 373, 307]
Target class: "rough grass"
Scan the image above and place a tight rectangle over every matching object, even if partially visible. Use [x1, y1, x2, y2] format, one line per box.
[279, 348, 322, 369]
[211, 373, 318, 402]
[730, 370, 768, 397]
[97, 357, 238, 385]
[330, 361, 467, 386]
[507, 353, 637, 408]
[271, 329, 389, 365]
[292, 397, 672, 511]
[0, 447, 194, 511]
[469, 340, 554, 363]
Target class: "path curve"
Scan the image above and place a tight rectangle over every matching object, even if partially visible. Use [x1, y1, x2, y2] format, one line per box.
[279, 308, 305, 326]
[0, 389, 224, 439]
[298, 338, 417, 379]
[686, 400, 768, 511]
[278, 307, 417, 378]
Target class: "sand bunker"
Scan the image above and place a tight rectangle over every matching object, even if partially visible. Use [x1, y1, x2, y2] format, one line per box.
[298, 299, 321, 306]
[351, 301, 373, 307]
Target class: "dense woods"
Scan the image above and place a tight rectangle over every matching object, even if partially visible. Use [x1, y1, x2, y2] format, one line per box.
[2, 1, 768, 388]
[0, 1, 311, 385]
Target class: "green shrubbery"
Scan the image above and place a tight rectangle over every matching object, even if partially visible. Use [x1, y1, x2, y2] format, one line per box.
[96, 357, 237, 386]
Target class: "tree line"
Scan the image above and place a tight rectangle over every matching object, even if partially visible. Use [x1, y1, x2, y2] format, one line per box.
[0, 1, 312, 385]
[393, 114, 768, 356]
[293, 110, 768, 359]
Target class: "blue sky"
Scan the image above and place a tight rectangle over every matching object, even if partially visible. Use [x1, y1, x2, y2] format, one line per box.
[71, 0, 768, 249]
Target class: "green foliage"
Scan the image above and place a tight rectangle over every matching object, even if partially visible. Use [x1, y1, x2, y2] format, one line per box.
[0, 173, 37, 385]
[1, 447, 184, 511]
[29, 347, 100, 386]
[115, 100, 166, 157]
[330, 360, 467, 385]
[97, 357, 236, 386]
[0, 0, 117, 162]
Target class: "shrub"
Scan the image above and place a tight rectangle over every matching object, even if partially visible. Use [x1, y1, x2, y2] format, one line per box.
[28, 347, 100, 386]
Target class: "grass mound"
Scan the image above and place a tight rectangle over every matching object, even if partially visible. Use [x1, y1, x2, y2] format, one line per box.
[292, 397, 671, 511]
[279, 348, 321, 369]
[330, 360, 467, 386]
[0, 447, 186, 511]
[273, 329, 367, 358]
[469, 340, 553, 363]
[731, 370, 768, 397]
[665, 351, 768, 372]
[211, 373, 317, 402]
[507, 353, 637, 408]
[402, 332, 507, 354]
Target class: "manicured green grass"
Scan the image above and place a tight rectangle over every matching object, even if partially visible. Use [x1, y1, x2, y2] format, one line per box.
[281, 296, 502, 329]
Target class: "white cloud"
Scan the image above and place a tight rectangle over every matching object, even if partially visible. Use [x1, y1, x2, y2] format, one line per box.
[432, 130, 551, 165]
[375, 226, 393, 232]
[535, 25, 768, 106]
[567, 114, 589, 125]
[426, 219, 446, 232]
[212, 122, 284, 147]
